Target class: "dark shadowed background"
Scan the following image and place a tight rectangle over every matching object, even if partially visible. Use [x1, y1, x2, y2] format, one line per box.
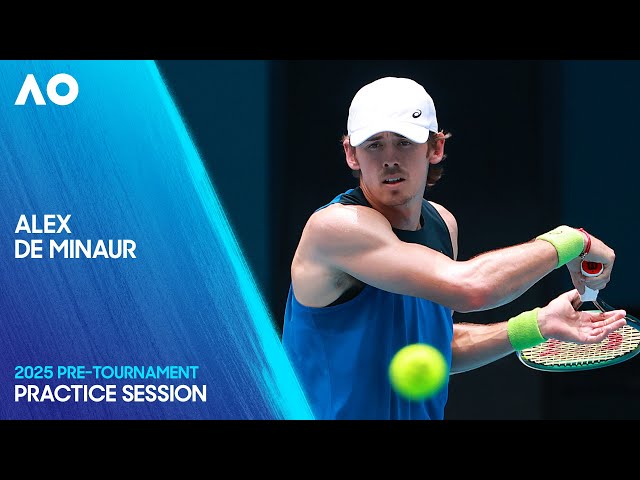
[156, 60, 640, 420]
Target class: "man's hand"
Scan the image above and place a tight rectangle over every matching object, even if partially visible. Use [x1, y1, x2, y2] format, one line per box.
[566, 231, 615, 294]
[537, 289, 627, 344]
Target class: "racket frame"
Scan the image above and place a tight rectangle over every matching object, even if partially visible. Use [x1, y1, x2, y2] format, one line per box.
[517, 299, 640, 372]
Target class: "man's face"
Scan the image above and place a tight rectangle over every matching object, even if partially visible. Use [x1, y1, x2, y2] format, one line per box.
[354, 132, 430, 207]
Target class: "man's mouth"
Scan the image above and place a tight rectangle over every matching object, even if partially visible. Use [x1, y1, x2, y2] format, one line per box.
[383, 177, 405, 184]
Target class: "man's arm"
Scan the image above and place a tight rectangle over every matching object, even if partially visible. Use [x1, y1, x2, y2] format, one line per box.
[305, 204, 613, 313]
[450, 289, 627, 373]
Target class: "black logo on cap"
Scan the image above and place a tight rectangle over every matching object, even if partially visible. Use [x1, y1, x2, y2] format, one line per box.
[412, 110, 422, 118]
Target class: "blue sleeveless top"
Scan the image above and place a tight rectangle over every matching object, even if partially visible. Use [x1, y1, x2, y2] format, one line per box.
[282, 188, 454, 420]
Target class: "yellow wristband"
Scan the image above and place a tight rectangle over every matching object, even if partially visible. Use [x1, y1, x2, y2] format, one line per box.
[507, 308, 545, 351]
[536, 225, 585, 268]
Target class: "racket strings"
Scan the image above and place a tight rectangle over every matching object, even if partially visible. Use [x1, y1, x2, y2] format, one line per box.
[521, 325, 640, 367]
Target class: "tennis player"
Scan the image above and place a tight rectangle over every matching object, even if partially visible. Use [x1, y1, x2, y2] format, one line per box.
[281, 76, 626, 420]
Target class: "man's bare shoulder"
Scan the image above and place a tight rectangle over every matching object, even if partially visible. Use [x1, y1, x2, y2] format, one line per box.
[297, 203, 395, 260]
[305, 203, 392, 238]
[293, 204, 390, 307]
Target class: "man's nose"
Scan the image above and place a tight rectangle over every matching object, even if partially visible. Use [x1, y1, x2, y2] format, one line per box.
[383, 158, 400, 168]
[382, 144, 402, 167]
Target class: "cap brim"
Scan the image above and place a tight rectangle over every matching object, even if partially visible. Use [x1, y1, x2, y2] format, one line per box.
[349, 121, 430, 147]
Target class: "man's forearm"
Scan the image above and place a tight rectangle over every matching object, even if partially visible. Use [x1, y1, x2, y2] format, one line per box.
[461, 239, 559, 311]
[450, 321, 514, 373]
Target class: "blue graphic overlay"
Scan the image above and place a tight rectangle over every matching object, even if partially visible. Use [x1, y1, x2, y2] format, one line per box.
[0, 60, 313, 420]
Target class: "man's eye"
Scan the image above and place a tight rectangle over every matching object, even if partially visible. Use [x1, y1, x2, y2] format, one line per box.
[367, 142, 381, 149]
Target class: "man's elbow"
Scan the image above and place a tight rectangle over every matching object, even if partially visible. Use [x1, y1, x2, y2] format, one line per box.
[452, 284, 491, 313]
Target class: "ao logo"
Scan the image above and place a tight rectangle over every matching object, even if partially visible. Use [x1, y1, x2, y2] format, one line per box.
[15, 73, 78, 106]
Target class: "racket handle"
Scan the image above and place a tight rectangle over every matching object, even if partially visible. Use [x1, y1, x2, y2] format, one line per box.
[580, 261, 603, 302]
[581, 286, 599, 302]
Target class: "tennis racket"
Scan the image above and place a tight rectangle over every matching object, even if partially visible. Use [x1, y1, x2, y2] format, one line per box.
[517, 261, 640, 371]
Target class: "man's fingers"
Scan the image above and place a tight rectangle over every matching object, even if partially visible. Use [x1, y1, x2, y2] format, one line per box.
[589, 310, 627, 329]
[565, 289, 584, 310]
[566, 289, 580, 302]
[584, 311, 627, 342]
[603, 309, 626, 321]
[572, 296, 583, 311]
[587, 280, 609, 291]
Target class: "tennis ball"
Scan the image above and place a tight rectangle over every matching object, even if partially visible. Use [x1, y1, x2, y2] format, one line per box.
[388, 343, 449, 401]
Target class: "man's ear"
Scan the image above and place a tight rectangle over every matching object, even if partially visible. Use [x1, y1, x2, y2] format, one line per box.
[343, 137, 361, 172]
[429, 134, 446, 165]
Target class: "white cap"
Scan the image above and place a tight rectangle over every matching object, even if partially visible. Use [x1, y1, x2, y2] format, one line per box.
[347, 77, 438, 147]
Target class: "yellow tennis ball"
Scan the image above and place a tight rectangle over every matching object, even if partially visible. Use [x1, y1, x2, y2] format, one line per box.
[388, 343, 449, 401]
